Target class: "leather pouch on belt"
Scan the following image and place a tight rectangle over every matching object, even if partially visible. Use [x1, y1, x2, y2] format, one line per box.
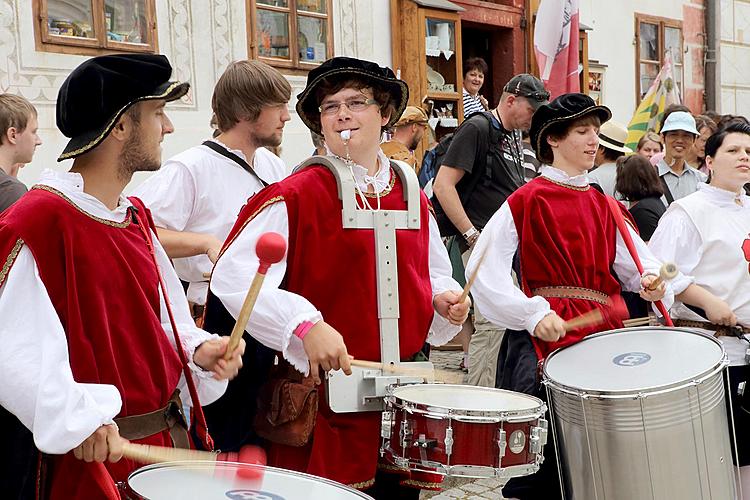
[254, 359, 318, 447]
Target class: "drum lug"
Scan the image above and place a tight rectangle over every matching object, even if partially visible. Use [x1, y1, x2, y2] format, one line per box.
[530, 419, 548, 454]
[739, 381, 746, 397]
[400, 419, 413, 450]
[444, 426, 454, 457]
[381, 410, 393, 439]
[497, 428, 507, 462]
[414, 434, 438, 449]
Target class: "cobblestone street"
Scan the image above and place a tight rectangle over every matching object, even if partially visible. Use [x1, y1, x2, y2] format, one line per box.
[416, 349, 508, 500]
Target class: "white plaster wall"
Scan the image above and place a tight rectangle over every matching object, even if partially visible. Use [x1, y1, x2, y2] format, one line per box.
[720, 0, 750, 116]
[579, 0, 700, 124]
[5, 0, 394, 190]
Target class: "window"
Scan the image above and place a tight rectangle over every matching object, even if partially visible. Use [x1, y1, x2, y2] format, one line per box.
[34, 0, 157, 56]
[635, 14, 683, 102]
[249, 0, 333, 71]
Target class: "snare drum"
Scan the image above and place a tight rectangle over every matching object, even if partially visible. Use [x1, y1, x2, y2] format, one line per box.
[381, 383, 547, 479]
[544, 327, 737, 500]
[121, 461, 373, 499]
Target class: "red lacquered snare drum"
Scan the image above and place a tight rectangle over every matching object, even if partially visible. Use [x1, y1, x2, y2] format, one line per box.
[381, 384, 547, 479]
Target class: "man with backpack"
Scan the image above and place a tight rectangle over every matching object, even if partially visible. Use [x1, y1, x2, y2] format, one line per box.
[432, 73, 548, 387]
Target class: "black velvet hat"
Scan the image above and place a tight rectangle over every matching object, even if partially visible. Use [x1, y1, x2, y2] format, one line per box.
[295, 56, 409, 134]
[530, 93, 611, 159]
[56, 54, 189, 161]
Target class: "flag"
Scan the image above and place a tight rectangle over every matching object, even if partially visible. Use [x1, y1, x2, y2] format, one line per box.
[534, 0, 580, 98]
[625, 50, 681, 150]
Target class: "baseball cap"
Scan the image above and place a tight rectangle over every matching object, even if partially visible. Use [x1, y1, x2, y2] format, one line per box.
[503, 74, 550, 110]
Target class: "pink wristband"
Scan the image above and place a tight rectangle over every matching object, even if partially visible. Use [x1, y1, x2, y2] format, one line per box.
[294, 320, 315, 340]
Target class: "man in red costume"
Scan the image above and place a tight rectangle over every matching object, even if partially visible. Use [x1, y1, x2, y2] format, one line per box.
[0, 54, 244, 499]
[206, 56, 470, 499]
[466, 93, 671, 500]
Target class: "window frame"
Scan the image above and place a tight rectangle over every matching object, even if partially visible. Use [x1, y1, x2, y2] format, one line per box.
[247, 0, 334, 73]
[634, 13, 683, 105]
[34, 0, 158, 56]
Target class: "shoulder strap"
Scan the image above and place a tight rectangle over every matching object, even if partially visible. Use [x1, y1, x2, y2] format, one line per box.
[202, 140, 269, 187]
[659, 174, 674, 205]
[127, 204, 215, 451]
[604, 196, 673, 326]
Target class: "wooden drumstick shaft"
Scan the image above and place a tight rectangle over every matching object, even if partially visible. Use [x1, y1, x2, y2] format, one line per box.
[122, 441, 218, 465]
[224, 271, 266, 360]
[563, 308, 604, 332]
[646, 262, 678, 291]
[459, 244, 489, 303]
[350, 359, 462, 384]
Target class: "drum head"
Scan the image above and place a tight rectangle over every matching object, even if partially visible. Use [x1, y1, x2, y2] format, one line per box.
[391, 383, 541, 413]
[127, 461, 372, 499]
[544, 327, 725, 395]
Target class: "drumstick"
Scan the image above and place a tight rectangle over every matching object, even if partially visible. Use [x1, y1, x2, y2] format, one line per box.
[563, 296, 630, 332]
[623, 316, 651, 327]
[350, 359, 463, 384]
[223, 232, 287, 360]
[121, 442, 266, 469]
[459, 244, 489, 303]
[646, 262, 678, 291]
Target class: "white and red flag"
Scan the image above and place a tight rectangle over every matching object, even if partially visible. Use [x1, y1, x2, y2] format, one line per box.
[533, 0, 580, 98]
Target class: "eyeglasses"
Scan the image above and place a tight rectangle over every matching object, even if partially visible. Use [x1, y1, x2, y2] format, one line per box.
[318, 98, 378, 115]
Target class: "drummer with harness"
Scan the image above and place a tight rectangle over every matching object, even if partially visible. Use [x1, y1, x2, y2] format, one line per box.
[205, 56, 469, 499]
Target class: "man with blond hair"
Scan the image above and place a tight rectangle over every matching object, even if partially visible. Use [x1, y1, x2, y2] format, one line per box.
[0, 94, 42, 212]
[133, 59, 291, 319]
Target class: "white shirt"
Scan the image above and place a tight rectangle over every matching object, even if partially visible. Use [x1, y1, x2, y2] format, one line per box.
[132, 141, 288, 304]
[0, 170, 226, 454]
[210, 152, 461, 375]
[466, 165, 675, 335]
[587, 161, 618, 198]
[649, 183, 749, 364]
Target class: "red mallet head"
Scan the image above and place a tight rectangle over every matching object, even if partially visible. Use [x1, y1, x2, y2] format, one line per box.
[256, 232, 287, 274]
[217, 445, 267, 480]
[604, 295, 630, 324]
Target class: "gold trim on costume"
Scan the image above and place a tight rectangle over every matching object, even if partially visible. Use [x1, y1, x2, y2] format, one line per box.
[361, 168, 397, 198]
[31, 185, 131, 228]
[348, 478, 375, 490]
[401, 478, 443, 489]
[377, 462, 408, 472]
[0, 239, 24, 288]
[541, 176, 590, 192]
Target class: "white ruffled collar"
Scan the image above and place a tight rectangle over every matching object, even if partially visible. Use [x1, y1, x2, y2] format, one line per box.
[540, 164, 590, 187]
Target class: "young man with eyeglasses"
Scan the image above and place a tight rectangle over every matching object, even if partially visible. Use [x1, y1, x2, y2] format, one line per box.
[204, 56, 470, 498]
[432, 73, 549, 388]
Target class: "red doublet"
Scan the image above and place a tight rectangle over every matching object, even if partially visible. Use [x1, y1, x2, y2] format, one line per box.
[223, 165, 434, 488]
[0, 188, 182, 499]
[507, 177, 628, 360]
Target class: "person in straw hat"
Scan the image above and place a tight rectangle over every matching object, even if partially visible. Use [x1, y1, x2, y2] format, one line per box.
[466, 93, 672, 500]
[206, 56, 470, 498]
[380, 105, 429, 172]
[0, 54, 244, 499]
[588, 119, 632, 197]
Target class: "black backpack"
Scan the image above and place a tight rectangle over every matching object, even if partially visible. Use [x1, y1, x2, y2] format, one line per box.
[429, 111, 503, 236]
[419, 111, 495, 189]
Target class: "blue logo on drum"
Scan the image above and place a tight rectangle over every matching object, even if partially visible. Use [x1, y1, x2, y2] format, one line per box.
[613, 352, 651, 367]
[226, 491, 285, 500]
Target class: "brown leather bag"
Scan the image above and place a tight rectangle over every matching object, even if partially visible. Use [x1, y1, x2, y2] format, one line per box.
[254, 359, 318, 447]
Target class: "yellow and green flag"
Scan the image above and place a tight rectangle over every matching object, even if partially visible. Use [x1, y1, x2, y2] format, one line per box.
[626, 50, 681, 150]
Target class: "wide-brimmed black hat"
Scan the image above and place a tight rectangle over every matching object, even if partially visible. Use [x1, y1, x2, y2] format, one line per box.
[529, 93, 611, 158]
[295, 56, 408, 134]
[56, 54, 189, 161]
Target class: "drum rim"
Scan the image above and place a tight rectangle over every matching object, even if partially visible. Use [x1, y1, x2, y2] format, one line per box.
[541, 327, 729, 398]
[124, 461, 373, 499]
[386, 383, 546, 419]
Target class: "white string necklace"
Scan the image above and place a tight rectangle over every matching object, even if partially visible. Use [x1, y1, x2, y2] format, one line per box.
[337, 130, 381, 212]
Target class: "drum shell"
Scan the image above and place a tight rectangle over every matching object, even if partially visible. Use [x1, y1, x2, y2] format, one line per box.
[544, 328, 737, 500]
